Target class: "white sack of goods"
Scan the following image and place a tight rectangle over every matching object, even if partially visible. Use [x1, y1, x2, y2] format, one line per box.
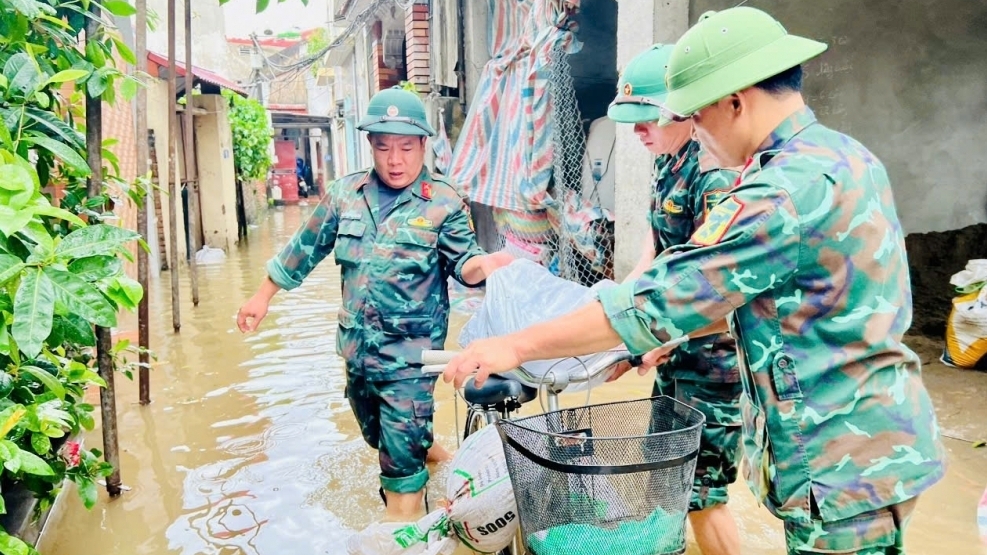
[347, 424, 518, 555]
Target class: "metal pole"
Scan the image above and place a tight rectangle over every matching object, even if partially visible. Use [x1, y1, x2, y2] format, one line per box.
[183, 0, 200, 306]
[167, 0, 181, 332]
[86, 4, 123, 498]
[135, 0, 151, 405]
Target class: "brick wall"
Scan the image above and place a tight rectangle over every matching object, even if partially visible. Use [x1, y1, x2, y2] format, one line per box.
[369, 20, 403, 94]
[404, 1, 430, 93]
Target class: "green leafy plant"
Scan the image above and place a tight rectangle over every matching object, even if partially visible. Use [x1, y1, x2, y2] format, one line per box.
[0, 1, 148, 552]
[218, 0, 309, 14]
[223, 89, 274, 183]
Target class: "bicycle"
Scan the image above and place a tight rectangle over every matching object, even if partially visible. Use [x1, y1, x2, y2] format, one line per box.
[422, 348, 638, 555]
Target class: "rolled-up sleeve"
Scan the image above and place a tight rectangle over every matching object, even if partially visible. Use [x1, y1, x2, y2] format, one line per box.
[439, 196, 486, 287]
[266, 184, 340, 291]
[599, 182, 801, 354]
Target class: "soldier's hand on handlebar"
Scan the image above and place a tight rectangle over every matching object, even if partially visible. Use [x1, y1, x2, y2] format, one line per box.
[442, 337, 522, 389]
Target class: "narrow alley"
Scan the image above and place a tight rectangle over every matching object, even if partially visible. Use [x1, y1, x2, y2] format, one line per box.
[29, 206, 987, 555]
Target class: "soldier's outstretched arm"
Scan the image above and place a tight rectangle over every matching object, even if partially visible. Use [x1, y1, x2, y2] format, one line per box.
[237, 184, 342, 332]
[442, 182, 800, 387]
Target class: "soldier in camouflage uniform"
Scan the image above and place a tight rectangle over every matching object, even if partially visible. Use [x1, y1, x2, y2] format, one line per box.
[443, 7, 946, 555]
[607, 44, 742, 555]
[237, 87, 513, 529]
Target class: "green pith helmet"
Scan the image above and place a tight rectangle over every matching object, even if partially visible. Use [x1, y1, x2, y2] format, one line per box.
[659, 7, 828, 124]
[356, 86, 436, 137]
[607, 44, 675, 124]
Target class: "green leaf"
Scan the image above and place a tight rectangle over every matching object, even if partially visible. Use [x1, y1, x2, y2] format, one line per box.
[111, 36, 137, 65]
[77, 476, 98, 509]
[0, 164, 37, 210]
[102, 0, 137, 16]
[22, 134, 92, 175]
[0, 206, 33, 237]
[68, 256, 122, 282]
[55, 224, 139, 260]
[52, 314, 96, 347]
[24, 107, 85, 150]
[20, 365, 65, 400]
[119, 77, 138, 101]
[12, 268, 54, 359]
[256, 0, 270, 13]
[0, 492, 6, 515]
[3, 53, 42, 96]
[16, 221, 54, 256]
[30, 433, 51, 455]
[86, 67, 110, 98]
[0, 254, 25, 286]
[31, 204, 87, 228]
[15, 447, 54, 476]
[0, 531, 33, 555]
[0, 122, 12, 150]
[45, 68, 89, 86]
[107, 275, 143, 308]
[7, 0, 42, 18]
[43, 267, 116, 327]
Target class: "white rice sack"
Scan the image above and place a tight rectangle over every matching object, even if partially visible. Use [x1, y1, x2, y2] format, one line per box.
[445, 424, 519, 553]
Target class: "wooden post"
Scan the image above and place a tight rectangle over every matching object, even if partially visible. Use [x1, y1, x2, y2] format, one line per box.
[183, 0, 200, 306]
[167, 0, 181, 332]
[135, 0, 151, 404]
[85, 3, 123, 498]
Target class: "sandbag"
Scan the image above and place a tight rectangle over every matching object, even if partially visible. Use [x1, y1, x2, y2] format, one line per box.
[347, 425, 518, 555]
[941, 260, 987, 369]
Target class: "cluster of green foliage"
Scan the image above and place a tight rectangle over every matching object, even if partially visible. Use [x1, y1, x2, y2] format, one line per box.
[223, 89, 274, 183]
[0, 0, 149, 552]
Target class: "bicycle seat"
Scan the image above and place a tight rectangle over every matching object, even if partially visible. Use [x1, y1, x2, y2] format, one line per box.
[464, 374, 537, 406]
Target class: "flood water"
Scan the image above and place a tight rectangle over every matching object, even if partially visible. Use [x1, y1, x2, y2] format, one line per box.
[38, 205, 987, 555]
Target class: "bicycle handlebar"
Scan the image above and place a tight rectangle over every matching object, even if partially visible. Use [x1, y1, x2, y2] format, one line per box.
[420, 348, 637, 390]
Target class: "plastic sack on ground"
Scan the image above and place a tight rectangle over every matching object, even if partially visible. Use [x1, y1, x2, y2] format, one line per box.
[346, 424, 517, 555]
[458, 259, 626, 391]
[942, 260, 987, 369]
[194, 245, 227, 265]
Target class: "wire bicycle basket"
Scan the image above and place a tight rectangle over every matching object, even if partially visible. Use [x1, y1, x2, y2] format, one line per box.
[495, 396, 705, 555]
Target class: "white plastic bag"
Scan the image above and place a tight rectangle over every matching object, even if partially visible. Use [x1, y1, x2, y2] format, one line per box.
[347, 425, 518, 555]
[194, 245, 227, 265]
[458, 259, 626, 391]
[942, 261, 987, 369]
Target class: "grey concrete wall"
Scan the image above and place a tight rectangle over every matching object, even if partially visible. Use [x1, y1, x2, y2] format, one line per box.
[688, 0, 987, 235]
[612, 0, 690, 279]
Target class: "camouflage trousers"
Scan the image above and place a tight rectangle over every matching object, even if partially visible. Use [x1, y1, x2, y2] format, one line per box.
[650, 373, 743, 512]
[785, 497, 918, 554]
[345, 373, 436, 494]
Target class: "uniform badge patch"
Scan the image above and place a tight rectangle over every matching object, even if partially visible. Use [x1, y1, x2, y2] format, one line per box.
[386, 105, 399, 117]
[662, 198, 684, 215]
[623, 83, 633, 96]
[692, 197, 744, 246]
[702, 190, 731, 218]
[408, 216, 434, 228]
[420, 182, 432, 200]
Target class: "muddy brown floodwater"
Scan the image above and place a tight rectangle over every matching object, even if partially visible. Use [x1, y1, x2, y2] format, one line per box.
[37, 206, 987, 555]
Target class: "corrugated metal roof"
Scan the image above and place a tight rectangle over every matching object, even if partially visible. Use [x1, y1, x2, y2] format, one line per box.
[147, 51, 247, 96]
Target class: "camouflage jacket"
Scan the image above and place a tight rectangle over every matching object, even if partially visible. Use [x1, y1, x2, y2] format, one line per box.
[649, 140, 740, 385]
[599, 107, 946, 523]
[267, 168, 486, 381]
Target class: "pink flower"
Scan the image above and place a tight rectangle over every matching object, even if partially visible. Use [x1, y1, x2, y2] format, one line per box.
[64, 441, 81, 467]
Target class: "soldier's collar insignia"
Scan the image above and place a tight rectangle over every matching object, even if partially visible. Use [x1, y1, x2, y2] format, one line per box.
[623, 83, 632, 96]
[662, 199, 684, 214]
[420, 181, 433, 200]
[408, 216, 434, 228]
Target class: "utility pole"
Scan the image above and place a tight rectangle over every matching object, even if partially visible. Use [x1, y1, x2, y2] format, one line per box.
[135, 0, 151, 404]
[167, 0, 181, 332]
[86, 2, 123, 498]
[183, 0, 200, 306]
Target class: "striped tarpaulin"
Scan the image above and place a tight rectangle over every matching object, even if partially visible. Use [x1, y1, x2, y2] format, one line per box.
[447, 0, 581, 212]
